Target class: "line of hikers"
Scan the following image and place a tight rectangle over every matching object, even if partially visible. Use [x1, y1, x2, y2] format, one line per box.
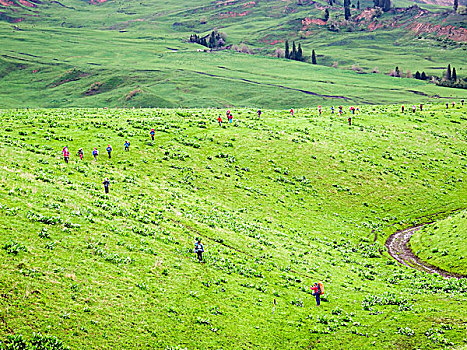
[62, 143, 130, 162]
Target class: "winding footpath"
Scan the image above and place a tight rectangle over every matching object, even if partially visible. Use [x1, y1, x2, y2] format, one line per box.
[385, 225, 465, 279]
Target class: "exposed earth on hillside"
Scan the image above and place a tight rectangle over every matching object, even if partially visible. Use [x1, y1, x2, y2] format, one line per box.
[386, 224, 466, 279]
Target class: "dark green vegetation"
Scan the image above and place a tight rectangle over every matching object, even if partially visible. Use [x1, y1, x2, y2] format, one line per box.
[1, 104, 466, 349]
[411, 210, 467, 276]
[0, 0, 466, 108]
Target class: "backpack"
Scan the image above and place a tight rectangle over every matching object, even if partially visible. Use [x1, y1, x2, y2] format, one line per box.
[318, 282, 324, 295]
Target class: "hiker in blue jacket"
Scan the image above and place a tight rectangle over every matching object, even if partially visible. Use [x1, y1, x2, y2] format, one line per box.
[124, 141, 130, 152]
[106, 144, 112, 159]
[195, 238, 204, 263]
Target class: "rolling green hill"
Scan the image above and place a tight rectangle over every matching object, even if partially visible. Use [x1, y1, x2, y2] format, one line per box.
[411, 210, 467, 275]
[0, 0, 466, 108]
[0, 104, 466, 349]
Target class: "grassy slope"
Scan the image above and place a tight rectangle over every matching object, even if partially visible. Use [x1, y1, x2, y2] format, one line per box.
[411, 210, 467, 275]
[0, 104, 466, 349]
[0, 0, 466, 108]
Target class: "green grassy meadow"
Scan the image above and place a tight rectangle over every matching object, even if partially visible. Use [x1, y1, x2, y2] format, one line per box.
[0, 104, 466, 349]
[411, 210, 467, 275]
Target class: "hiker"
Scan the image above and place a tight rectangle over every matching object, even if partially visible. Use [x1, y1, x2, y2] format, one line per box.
[77, 148, 84, 160]
[290, 108, 294, 117]
[92, 147, 99, 161]
[124, 141, 130, 152]
[227, 112, 233, 123]
[150, 128, 155, 141]
[419, 104, 423, 111]
[62, 147, 69, 163]
[257, 109, 262, 118]
[446, 102, 449, 109]
[331, 106, 334, 114]
[350, 106, 355, 114]
[310, 282, 322, 306]
[338, 106, 343, 115]
[106, 144, 112, 159]
[217, 115, 222, 127]
[452, 101, 455, 108]
[194, 238, 204, 262]
[401, 105, 404, 113]
[318, 105, 322, 115]
[103, 178, 110, 194]
[356, 106, 360, 114]
[461, 99, 464, 106]
[348, 116, 352, 126]
[412, 105, 416, 113]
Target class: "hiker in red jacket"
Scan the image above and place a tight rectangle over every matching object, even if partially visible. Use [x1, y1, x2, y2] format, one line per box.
[311, 282, 322, 306]
[290, 108, 294, 117]
[217, 116, 222, 127]
[150, 128, 155, 141]
[401, 105, 405, 113]
[62, 147, 70, 163]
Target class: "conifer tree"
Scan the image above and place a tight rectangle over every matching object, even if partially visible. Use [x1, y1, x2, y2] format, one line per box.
[297, 44, 303, 61]
[421, 71, 427, 80]
[446, 64, 452, 80]
[311, 50, 317, 64]
[415, 71, 421, 79]
[324, 8, 330, 21]
[454, 0, 458, 11]
[357, 0, 360, 9]
[285, 40, 290, 59]
[291, 41, 297, 60]
[452, 67, 457, 81]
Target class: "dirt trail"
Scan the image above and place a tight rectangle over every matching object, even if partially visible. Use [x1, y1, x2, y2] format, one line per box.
[385, 225, 465, 279]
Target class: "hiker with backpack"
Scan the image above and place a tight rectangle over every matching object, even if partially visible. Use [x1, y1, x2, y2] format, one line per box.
[92, 147, 99, 161]
[348, 116, 352, 126]
[318, 105, 322, 115]
[227, 112, 233, 124]
[124, 141, 130, 152]
[401, 105, 404, 113]
[150, 128, 155, 141]
[194, 238, 204, 262]
[62, 146, 70, 163]
[311, 282, 324, 306]
[77, 148, 84, 160]
[106, 145, 113, 159]
[217, 115, 222, 127]
[257, 109, 262, 118]
[103, 178, 110, 194]
[290, 108, 294, 117]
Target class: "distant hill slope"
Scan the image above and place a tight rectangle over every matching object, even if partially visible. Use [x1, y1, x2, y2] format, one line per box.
[0, 0, 466, 107]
